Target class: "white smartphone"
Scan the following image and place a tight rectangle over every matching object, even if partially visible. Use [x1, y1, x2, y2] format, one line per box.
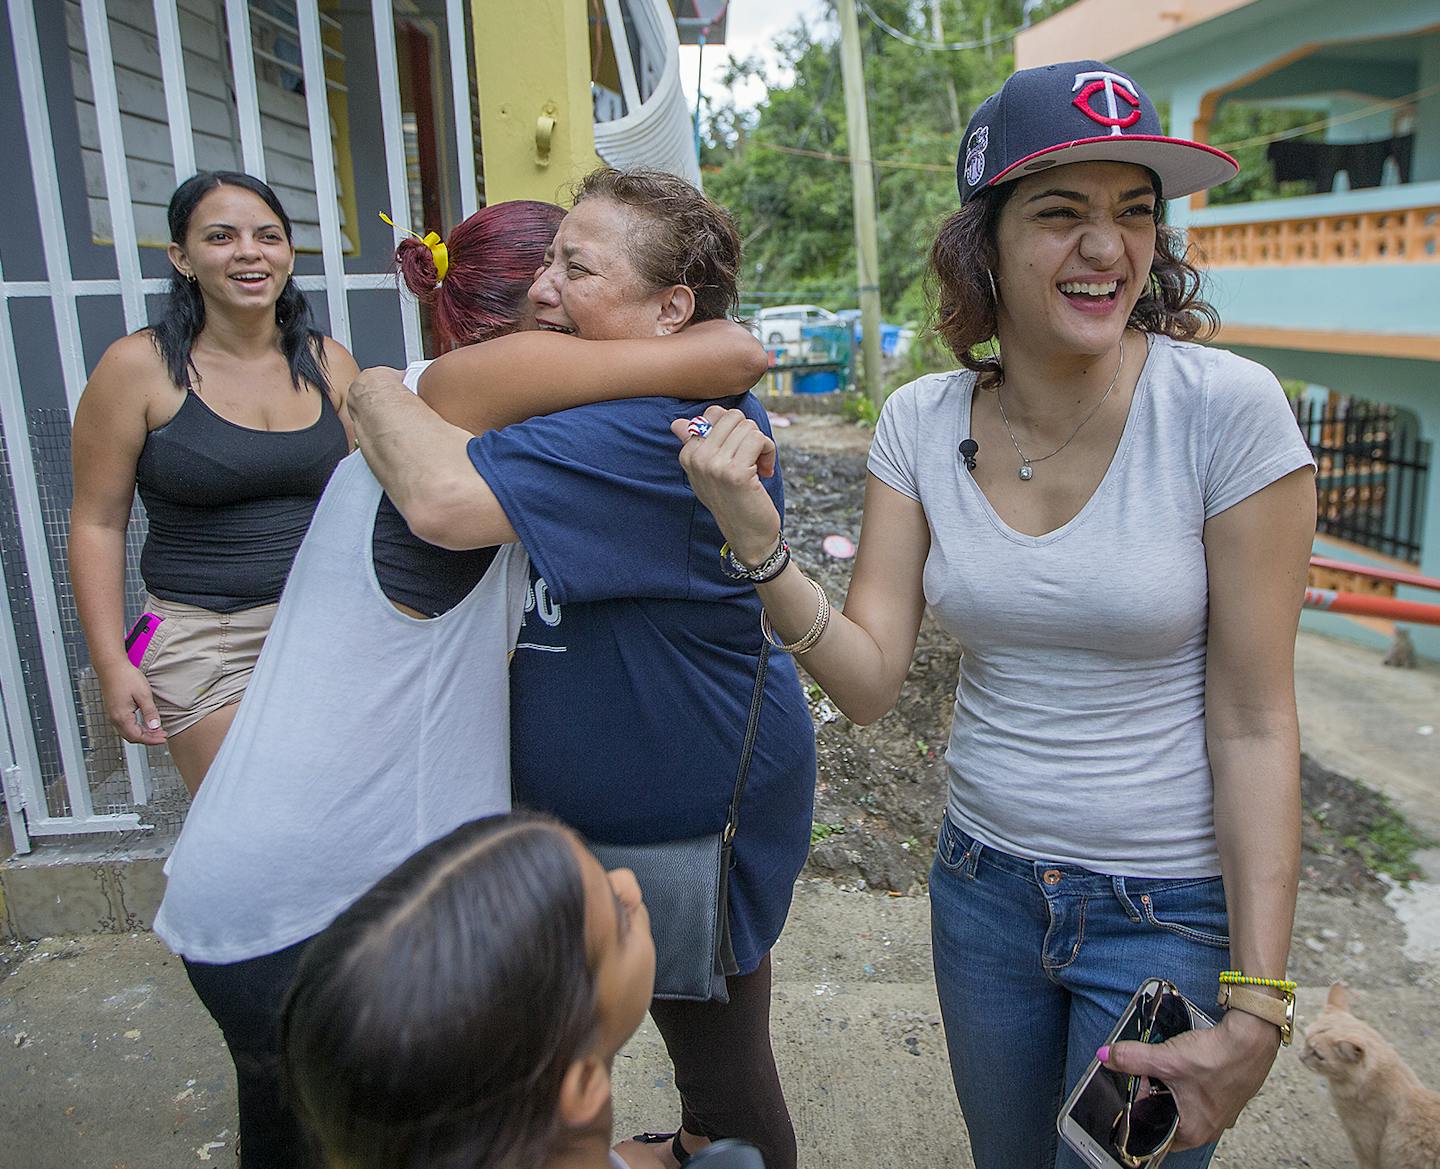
[1057, 978, 1215, 1169]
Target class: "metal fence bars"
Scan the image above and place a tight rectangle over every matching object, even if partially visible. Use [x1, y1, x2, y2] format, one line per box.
[1294, 395, 1430, 564]
[0, 0, 481, 853]
[1, 0, 695, 854]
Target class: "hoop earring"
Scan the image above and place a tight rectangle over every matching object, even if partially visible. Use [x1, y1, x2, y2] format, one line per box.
[185, 272, 196, 283]
[987, 269, 999, 305]
[1148, 271, 1162, 299]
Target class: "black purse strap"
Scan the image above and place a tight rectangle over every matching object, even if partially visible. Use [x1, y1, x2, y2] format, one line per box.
[723, 643, 771, 843]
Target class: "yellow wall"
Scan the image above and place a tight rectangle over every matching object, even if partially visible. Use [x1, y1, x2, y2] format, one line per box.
[471, 0, 601, 205]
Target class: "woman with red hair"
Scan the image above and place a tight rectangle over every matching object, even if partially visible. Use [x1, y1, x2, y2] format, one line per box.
[153, 199, 766, 1169]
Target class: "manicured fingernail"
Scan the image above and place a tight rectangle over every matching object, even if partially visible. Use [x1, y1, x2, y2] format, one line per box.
[1096, 1045, 1111, 1063]
[147, 719, 161, 730]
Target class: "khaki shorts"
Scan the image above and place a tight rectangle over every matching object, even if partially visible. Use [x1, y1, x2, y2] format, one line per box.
[136, 595, 278, 736]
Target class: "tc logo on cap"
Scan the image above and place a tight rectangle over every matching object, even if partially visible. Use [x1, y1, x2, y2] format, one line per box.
[1072, 70, 1141, 136]
[964, 125, 989, 188]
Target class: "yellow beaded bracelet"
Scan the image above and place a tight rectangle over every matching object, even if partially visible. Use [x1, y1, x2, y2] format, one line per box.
[1219, 971, 1297, 995]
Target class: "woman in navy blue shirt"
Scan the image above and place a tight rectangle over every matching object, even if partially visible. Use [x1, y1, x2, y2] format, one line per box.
[347, 168, 816, 1169]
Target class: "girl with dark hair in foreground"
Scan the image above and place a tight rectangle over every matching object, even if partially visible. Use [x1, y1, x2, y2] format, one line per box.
[281, 813, 660, 1169]
[70, 171, 358, 795]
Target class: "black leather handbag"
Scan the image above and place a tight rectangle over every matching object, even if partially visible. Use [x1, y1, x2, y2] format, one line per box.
[590, 645, 770, 1004]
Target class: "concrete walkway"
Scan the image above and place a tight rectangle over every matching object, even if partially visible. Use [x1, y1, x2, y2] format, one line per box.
[6, 884, 1440, 1169]
[1294, 628, 1440, 844]
[2, 627, 1438, 1168]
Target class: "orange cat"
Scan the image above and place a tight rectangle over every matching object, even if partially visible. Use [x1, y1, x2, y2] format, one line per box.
[1299, 983, 1440, 1169]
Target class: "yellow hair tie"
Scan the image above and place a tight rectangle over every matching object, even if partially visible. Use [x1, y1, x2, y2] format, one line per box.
[379, 212, 449, 286]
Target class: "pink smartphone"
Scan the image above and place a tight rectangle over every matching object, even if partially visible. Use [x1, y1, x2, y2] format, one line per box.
[124, 612, 164, 668]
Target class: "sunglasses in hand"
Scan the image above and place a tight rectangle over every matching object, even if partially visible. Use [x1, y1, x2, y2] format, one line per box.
[1059, 978, 1215, 1169]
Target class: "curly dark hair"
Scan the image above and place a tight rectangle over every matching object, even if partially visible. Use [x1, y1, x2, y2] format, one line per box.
[571, 167, 741, 324]
[927, 171, 1218, 386]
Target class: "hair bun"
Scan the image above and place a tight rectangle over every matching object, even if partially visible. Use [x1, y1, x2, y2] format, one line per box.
[396, 236, 440, 301]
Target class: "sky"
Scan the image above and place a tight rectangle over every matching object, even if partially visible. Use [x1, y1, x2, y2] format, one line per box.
[677, 0, 833, 115]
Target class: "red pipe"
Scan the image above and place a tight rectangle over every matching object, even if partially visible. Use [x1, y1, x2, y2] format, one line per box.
[1309, 557, 1440, 593]
[1303, 588, 1440, 625]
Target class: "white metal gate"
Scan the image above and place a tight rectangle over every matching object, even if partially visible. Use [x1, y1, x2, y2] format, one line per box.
[0, 0, 695, 854]
[0, 0, 481, 852]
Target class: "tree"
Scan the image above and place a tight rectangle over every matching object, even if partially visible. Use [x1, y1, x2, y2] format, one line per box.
[702, 1, 1073, 327]
[1204, 100, 1320, 206]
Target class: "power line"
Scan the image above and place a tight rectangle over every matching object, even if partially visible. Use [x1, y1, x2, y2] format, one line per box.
[854, 0, 1021, 52]
[749, 138, 953, 173]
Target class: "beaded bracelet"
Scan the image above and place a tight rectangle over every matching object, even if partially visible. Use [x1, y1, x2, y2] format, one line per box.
[720, 535, 790, 583]
[760, 576, 831, 655]
[1219, 971, 1297, 995]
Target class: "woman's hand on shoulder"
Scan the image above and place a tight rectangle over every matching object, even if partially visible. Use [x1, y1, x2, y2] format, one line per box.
[417, 318, 769, 434]
[320, 337, 361, 450]
[671, 405, 780, 565]
[1104, 1005, 1281, 1149]
[345, 365, 410, 451]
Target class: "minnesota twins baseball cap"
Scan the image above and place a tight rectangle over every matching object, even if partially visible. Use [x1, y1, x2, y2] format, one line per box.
[958, 60, 1238, 203]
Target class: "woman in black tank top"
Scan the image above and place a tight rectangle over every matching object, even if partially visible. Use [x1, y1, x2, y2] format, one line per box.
[70, 173, 358, 796]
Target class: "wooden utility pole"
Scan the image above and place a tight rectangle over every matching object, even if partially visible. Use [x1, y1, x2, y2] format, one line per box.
[835, 0, 884, 408]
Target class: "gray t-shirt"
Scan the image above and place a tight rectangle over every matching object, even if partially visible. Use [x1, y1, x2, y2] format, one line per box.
[868, 335, 1315, 877]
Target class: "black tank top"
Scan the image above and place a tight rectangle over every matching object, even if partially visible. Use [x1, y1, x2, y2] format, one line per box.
[370, 494, 498, 618]
[135, 389, 348, 612]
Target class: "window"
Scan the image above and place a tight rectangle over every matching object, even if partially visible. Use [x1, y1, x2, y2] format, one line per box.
[70, 0, 356, 253]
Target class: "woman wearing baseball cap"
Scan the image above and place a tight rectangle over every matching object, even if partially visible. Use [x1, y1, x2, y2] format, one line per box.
[675, 61, 1316, 1168]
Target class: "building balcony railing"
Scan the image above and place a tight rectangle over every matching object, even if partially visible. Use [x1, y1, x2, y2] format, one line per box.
[1184, 180, 1440, 267]
[1178, 181, 1440, 355]
[1190, 205, 1439, 267]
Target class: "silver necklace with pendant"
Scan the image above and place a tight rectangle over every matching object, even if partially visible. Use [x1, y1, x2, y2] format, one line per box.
[996, 336, 1125, 481]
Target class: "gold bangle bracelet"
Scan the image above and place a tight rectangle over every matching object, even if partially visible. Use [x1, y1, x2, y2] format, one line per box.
[760, 576, 831, 654]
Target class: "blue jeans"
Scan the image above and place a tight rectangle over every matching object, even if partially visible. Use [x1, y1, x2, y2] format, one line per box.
[929, 816, 1230, 1169]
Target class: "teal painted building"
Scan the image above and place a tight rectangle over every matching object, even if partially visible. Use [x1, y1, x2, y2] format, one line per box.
[1019, 0, 1440, 657]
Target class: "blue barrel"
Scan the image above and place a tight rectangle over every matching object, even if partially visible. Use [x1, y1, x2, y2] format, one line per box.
[793, 369, 840, 394]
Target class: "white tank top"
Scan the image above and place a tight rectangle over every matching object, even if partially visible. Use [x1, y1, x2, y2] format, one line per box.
[155, 444, 529, 963]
